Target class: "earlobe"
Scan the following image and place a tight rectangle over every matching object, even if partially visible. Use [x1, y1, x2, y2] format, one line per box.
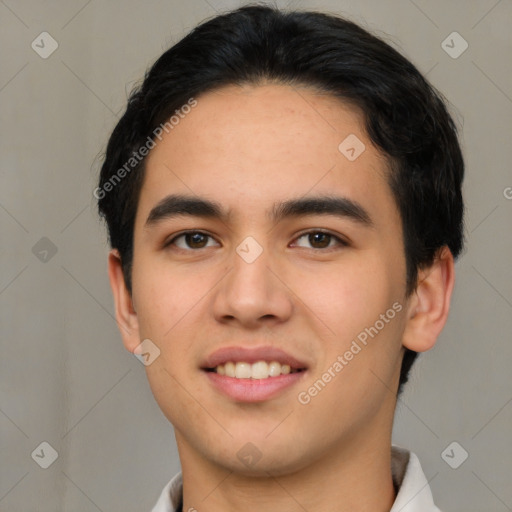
[107, 249, 140, 353]
[402, 246, 455, 353]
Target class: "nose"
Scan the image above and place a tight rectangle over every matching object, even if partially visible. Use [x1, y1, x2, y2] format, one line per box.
[212, 241, 293, 329]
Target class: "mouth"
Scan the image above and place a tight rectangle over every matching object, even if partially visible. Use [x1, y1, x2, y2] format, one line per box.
[201, 346, 309, 402]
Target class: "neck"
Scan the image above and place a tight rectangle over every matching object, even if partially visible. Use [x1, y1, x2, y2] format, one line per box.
[175, 422, 396, 512]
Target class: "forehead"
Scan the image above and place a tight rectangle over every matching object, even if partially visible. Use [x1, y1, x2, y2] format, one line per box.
[137, 83, 396, 228]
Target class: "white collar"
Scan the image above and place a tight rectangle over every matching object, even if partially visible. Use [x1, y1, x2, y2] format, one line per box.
[151, 446, 441, 512]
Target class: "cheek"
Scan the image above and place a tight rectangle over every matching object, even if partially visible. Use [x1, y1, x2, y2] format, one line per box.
[132, 251, 189, 330]
[295, 251, 406, 402]
[293, 254, 397, 340]
[131, 258, 211, 373]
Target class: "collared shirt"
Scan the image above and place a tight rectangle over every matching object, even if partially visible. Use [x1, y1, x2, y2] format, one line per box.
[151, 445, 441, 512]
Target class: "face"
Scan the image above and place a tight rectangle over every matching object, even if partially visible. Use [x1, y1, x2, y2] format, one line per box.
[124, 83, 411, 475]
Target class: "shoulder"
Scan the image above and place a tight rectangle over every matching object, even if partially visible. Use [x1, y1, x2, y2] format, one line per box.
[391, 445, 442, 512]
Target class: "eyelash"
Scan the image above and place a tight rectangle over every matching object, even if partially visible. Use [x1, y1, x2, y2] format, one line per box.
[164, 230, 349, 252]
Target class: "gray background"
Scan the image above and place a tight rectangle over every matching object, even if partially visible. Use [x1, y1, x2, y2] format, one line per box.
[1, 0, 511, 510]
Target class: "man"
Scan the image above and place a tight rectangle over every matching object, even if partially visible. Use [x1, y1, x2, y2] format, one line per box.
[96, 5, 464, 511]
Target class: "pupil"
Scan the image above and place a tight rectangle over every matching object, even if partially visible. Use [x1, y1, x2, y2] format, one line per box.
[310, 233, 329, 248]
[188, 233, 206, 248]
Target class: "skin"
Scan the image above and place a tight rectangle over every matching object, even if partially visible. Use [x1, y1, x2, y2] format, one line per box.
[108, 83, 455, 512]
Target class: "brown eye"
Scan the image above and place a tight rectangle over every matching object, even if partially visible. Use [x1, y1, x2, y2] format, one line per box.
[184, 232, 208, 248]
[293, 231, 347, 250]
[308, 232, 331, 248]
[166, 231, 218, 250]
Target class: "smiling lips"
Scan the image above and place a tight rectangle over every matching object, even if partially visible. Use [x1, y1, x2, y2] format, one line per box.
[202, 346, 308, 401]
[202, 345, 307, 374]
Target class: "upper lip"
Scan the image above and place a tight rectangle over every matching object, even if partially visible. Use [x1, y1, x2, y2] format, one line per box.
[202, 346, 308, 370]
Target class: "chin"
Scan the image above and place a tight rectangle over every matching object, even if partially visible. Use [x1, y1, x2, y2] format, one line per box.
[207, 440, 314, 478]
[225, 454, 307, 478]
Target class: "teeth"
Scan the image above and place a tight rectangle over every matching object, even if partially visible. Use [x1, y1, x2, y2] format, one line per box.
[268, 361, 282, 377]
[213, 360, 298, 379]
[235, 362, 252, 379]
[252, 361, 269, 379]
[225, 362, 236, 378]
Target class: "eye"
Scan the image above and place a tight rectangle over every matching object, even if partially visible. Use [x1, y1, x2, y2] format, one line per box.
[292, 230, 347, 250]
[165, 231, 219, 250]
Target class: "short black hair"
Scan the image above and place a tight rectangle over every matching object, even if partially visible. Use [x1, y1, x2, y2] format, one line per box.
[97, 4, 465, 395]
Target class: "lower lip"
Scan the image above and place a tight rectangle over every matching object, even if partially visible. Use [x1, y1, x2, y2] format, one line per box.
[204, 370, 307, 402]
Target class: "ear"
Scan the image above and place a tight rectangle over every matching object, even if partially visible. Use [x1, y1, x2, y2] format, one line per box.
[402, 246, 455, 352]
[107, 249, 141, 353]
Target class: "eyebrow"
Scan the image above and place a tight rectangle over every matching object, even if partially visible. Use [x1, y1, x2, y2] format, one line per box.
[145, 193, 373, 228]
